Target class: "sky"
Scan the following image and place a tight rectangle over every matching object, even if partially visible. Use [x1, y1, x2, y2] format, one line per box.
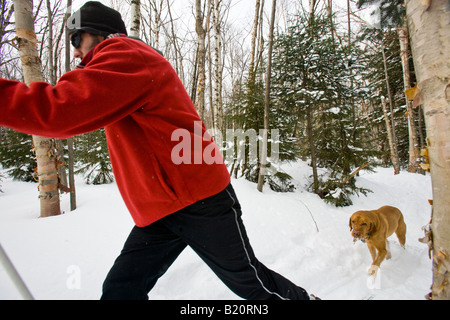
[69, 0, 377, 36]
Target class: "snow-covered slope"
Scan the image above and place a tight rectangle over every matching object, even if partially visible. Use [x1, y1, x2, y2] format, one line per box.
[0, 162, 432, 300]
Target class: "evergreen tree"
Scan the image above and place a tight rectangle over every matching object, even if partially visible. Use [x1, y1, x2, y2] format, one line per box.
[0, 127, 114, 186]
[226, 49, 298, 192]
[0, 128, 36, 182]
[271, 10, 373, 206]
[74, 129, 113, 185]
[358, 0, 426, 171]
[358, 28, 412, 168]
[356, 0, 405, 29]
[226, 77, 263, 179]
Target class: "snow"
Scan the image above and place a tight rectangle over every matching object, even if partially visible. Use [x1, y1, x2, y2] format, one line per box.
[0, 161, 433, 300]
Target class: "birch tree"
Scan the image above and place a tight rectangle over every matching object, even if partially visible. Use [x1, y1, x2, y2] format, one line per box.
[406, 0, 450, 300]
[381, 41, 400, 174]
[248, 0, 260, 86]
[212, 0, 223, 133]
[65, 0, 75, 211]
[13, 0, 60, 217]
[257, 0, 276, 192]
[149, 0, 163, 48]
[166, 2, 184, 84]
[397, 23, 421, 173]
[247, 0, 265, 87]
[194, 0, 207, 119]
[45, 0, 54, 85]
[130, 0, 141, 37]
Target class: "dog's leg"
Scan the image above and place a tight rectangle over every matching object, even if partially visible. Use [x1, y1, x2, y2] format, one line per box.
[367, 243, 377, 262]
[386, 240, 391, 260]
[372, 249, 387, 269]
[368, 242, 388, 276]
[368, 265, 380, 277]
[367, 243, 378, 275]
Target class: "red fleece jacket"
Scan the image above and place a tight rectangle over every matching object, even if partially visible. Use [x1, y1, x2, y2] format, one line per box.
[0, 37, 230, 227]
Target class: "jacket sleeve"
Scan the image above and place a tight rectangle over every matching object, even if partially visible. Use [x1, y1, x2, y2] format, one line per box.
[0, 39, 154, 139]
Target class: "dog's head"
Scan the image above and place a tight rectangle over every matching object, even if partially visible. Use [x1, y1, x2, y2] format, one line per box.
[349, 211, 376, 241]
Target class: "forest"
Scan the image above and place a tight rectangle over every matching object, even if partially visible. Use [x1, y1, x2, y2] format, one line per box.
[0, 0, 427, 203]
[0, 0, 449, 299]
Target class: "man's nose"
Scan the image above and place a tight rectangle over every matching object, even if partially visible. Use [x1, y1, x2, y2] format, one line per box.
[73, 49, 82, 59]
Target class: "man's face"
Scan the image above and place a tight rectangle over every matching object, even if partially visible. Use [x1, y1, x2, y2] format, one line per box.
[71, 32, 104, 60]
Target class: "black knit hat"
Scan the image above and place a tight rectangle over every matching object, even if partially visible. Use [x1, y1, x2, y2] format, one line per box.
[67, 1, 127, 36]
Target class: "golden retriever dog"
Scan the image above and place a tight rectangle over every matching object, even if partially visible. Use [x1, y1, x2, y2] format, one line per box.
[349, 206, 406, 275]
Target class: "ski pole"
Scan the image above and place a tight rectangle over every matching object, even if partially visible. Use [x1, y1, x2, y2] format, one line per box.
[0, 243, 34, 300]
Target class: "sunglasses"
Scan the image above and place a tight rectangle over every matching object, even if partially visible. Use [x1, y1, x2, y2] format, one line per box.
[70, 30, 84, 48]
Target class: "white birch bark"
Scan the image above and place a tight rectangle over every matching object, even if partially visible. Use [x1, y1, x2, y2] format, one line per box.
[406, 0, 450, 300]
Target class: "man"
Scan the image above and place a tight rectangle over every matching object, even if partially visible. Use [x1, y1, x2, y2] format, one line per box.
[1, 1, 314, 300]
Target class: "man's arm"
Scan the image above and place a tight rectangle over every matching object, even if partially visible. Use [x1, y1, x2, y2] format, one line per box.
[0, 38, 155, 138]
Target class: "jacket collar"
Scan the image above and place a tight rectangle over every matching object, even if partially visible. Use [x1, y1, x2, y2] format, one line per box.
[76, 49, 95, 70]
[76, 33, 127, 69]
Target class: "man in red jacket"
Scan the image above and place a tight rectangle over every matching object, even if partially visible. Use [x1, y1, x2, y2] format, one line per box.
[1, 2, 314, 300]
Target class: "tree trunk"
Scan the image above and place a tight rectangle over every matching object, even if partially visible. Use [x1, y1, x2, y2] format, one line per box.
[406, 0, 450, 300]
[323, 0, 335, 43]
[194, 0, 209, 120]
[65, 0, 76, 211]
[149, 0, 163, 48]
[397, 23, 421, 173]
[306, 0, 319, 194]
[167, 3, 184, 84]
[257, 0, 276, 193]
[45, 0, 54, 85]
[381, 96, 401, 174]
[190, 46, 199, 104]
[255, 0, 265, 83]
[0, 2, 14, 58]
[381, 43, 400, 175]
[130, 0, 141, 38]
[14, 0, 60, 217]
[212, 0, 223, 133]
[248, 0, 260, 85]
[305, 105, 319, 194]
[47, 0, 68, 192]
[207, 18, 215, 131]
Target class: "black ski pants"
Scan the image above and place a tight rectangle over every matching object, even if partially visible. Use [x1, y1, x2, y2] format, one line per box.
[101, 184, 309, 300]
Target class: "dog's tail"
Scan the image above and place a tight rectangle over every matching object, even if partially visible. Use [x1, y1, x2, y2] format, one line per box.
[396, 214, 407, 248]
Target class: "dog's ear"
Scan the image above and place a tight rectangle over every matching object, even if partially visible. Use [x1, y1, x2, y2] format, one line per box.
[368, 222, 375, 234]
[367, 213, 379, 235]
[349, 218, 353, 231]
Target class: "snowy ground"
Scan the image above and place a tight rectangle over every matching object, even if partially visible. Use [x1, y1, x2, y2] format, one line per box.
[0, 161, 433, 300]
